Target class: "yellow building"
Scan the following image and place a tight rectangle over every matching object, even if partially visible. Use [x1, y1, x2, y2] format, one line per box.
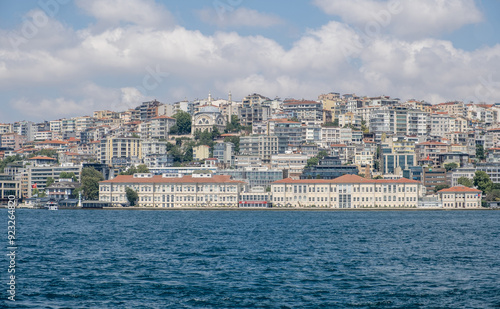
[438, 186, 482, 208]
[271, 174, 423, 208]
[193, 145, 211, 161]
[99, 173, 245, 207]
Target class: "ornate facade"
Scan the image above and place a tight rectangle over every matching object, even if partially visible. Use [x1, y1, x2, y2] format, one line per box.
[191, 105, 226, 134]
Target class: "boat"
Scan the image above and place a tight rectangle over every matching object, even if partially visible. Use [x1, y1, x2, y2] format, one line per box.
[46, 200, 58, 210]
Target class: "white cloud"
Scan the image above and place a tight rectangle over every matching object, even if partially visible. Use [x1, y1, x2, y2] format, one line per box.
[313, 0, 483, 39]
[75, 0, 175, 29]
[198, 7, 284, 28]
[1, 3, 500, 122]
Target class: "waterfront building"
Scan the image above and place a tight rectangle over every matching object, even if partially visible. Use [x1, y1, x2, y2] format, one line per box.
[45, 180, 81, 200]
[437, 186, 482, 208]
[99, 173, 245, 207]
[0, 174, 21, 203]
[24, 164, 82, 198]
[271, 174, 422, 208]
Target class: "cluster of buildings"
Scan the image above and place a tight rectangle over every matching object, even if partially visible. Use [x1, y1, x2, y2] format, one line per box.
[1, 92, 498, 209]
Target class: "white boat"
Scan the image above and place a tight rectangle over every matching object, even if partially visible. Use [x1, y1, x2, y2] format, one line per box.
[46, 201, 58, 210]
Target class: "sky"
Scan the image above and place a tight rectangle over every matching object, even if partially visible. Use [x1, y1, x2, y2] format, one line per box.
[1, 0, 500, 123]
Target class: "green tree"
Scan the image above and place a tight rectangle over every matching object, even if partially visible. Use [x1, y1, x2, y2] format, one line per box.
[306, 157, 319, 167]
[473, 171, 492, 193]
[125, 187, 139, 206]
[224, 136, 240, 153]
[60, 172, 78, 182]
[46, 177, 55, 187]
[434, 184, 450, 192]
[171, 111, 192, 135]
[444, 162, 458, 171]
[183, 146, 193, 162]
[0, 155, 23, 173]
[225, 115, 242, 133]
[80, 167, 104, 200]
[457, 177, 473, 187]
[30, 149, 58, 160]
[476, 144, 486, 160]
[317, 150, 328, 160]
[289, 116, 300, 122]
[136, 164, 149, 173]
[315, 174, 322, 179]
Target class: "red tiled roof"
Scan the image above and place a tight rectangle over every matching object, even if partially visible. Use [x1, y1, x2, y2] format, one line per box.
[272, 174, 421, 184]
[152, 115, 175, 120]
[330, 144, 347, 147]
[417, 141, 448, 146]
[36, 140, 68, 144]
[29, 156, 57, 160]
[438, 186, 481, 193]
[100, 175, 246, 184]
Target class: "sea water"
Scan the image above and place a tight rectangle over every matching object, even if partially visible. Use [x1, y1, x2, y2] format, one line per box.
[2, 209, 500, 308]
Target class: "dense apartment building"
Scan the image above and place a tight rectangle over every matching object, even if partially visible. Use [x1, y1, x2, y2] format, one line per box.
[100, 136, 142, 165]
[271, 174, 423, 208]
[99, 173, 246, 207]
[282, 100, 323, 121]
[239, 135, 279, 161]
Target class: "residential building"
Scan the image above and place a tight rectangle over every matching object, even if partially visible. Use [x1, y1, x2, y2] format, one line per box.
[45, 180, 81, 200]
[193, 145, 211, 161]
[239, 135, 279, 161]
[422, 167, 447, 193]
[24, 164, 82, 198]
[282, 100, 323, 121]
[218, 168, 283, 189]
[100, 136, 142, 165]
[140, 115, 176, 140]
[415, 141, 449, 165]
[213, 142, 234, 166]
[271, 174, 423, 208]
[382, 153, 415, 175]
[301, 156, 358, 179]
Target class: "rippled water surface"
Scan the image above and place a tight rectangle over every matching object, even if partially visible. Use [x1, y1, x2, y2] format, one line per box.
[2, 209, 500, 308]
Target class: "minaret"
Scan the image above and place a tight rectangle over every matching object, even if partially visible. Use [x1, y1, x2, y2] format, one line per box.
[208, 91, 212, 104]
[228, 91, 232, 104]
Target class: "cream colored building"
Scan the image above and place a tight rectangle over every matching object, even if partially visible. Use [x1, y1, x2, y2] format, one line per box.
[99, 173, 245, 207]
[271, 174, 423, 208]
[438, 186, 482, 208]
[193, 145, 211, 161]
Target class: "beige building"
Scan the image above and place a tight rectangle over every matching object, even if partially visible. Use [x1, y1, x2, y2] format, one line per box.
[271, 174, 423, 208]
[100, 136, 142, 164]
[438, 186, 482, 208]
[99, 173, 246, 207]
[193, 145, 211, 161]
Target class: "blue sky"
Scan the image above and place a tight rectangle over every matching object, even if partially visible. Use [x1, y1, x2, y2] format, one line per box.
[0, 0, 499, 122]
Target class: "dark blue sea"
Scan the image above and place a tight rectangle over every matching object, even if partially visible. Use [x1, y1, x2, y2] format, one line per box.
[2, 209, 500, 308]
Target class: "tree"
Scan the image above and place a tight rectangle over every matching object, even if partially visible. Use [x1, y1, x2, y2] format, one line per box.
[289, 116, 300, 122]
[434, 184, 450, 192]
[476, 144, 486, 161]
[315, 174, 322, 179]
[473, 171, 492, 193]
[457, 177, 473, 187]
[136, 164, 150, 173]
[125, 187, 139, 206]
[46, 177, 55, 187]
[265, 186, 271, 192]
[183, 146, 193, 162]
[80, 167, 104, 200]
[224, 136, 240, 153]
[60, 172, 78, 182]
[317, 150, 329, 160]
[0, 155, 23, 173]
[172, 111, 192, 135]
[225, 115, 242, 133]
[306, 157, 319, 167]
[444, 162, 458, 172]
